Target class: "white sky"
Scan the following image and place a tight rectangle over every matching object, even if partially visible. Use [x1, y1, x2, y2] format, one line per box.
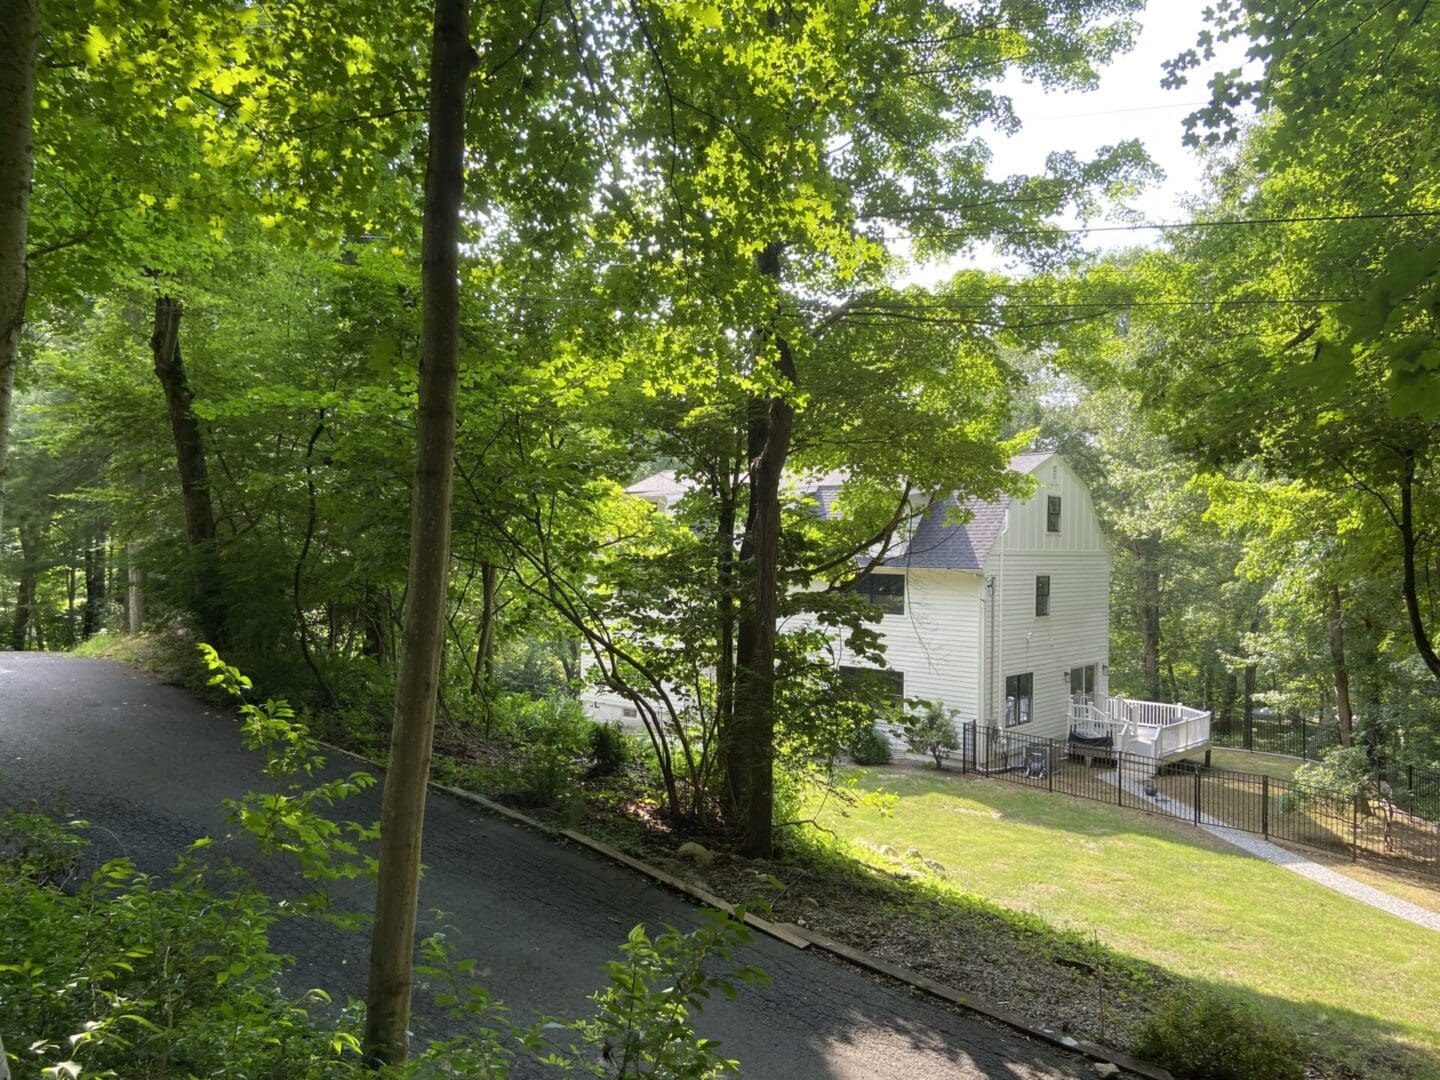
[901, 0, 1253, 282]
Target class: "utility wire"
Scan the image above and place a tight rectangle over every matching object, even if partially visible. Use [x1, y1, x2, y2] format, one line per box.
[883, 207, 1440, 241]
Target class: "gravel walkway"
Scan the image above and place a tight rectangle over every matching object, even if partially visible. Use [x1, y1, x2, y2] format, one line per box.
[1102, 768, 1440, 934]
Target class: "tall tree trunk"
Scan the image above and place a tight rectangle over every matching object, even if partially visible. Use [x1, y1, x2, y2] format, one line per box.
[83, 529, 105, 638]
[731, 241, 794, 859]
[1130, 535, 1162, 701]
[715, 476, 737, 804]
[150, 296, 224, 643]
[126, 541, 144, 633]
[1241, 604, 1261, 750]
[362, 0, 473, 1063]
[10, 519, 40, 650]
[1327, 582, 1354, 747]
[470, 561, 498, 694]
[1398, 452, 1440, 682]
[0, 0, 38, 540]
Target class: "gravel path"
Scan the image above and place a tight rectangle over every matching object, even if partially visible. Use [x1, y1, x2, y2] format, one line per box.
[1103, 768, 1440, 933]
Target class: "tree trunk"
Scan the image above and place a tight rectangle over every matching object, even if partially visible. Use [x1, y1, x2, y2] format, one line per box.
[82, 532, 105, 638]
[1130, 535, 1162, 701]
[126, 542, 144, 633]
[150, 296, 224, 643]
[715, 476, 737, 805]
[0, 0, 38, 540]
[1241, 604, 1261, 750]
[1398, 452, 1440, 682]
[730, 241, 795, 859]
[362, 0, 473, 1064]
[1327, 582, 1354, 747]
[10, 519, 41, 650]
[470, 561, 498, 694]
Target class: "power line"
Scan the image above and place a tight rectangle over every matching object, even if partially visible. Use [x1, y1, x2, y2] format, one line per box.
[883, 207, 1440, 242]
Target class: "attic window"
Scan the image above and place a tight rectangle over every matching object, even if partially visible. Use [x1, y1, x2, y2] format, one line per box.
[1047, 495, 1062, 532]
[1035, 575, 1051, 617]
[856, 572, 905, 615]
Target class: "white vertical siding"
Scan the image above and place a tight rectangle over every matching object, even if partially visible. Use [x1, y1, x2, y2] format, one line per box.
[985, 457, 1110, 741]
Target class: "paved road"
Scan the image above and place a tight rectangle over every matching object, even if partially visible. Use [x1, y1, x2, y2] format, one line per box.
[0, 653, 1092, 1079]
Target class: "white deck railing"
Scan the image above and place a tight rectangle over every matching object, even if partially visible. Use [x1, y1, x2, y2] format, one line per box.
[1068, 695, 1211, 759]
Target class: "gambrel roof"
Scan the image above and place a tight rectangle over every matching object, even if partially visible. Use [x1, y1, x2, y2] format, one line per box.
[626, 452, 1056, 572]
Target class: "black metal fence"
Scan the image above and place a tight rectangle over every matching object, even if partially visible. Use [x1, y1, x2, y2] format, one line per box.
[1209, 710, 1338, 760]
[958, 723, 1440, 878]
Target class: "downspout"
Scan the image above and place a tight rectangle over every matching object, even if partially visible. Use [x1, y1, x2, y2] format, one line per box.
[984, 574, 996, 726]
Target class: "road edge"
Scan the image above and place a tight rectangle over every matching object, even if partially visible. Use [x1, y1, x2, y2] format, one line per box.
[320, 738, 1173, 1080]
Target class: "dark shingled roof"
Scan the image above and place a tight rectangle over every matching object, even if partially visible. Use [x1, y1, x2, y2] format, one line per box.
[891, 493, 1010, 570]
[888, 451, 1053, 570]
[626, 452, 1056, 572]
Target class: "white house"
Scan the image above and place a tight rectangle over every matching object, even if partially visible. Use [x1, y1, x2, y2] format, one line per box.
[586, 451, 1210, 763]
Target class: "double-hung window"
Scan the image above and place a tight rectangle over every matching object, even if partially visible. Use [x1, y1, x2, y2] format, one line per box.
[839, 665, 905, 704]
[856, 572, 905, 615]
[1035, 574, 1051, 617]
[1047, 495, 1062, 532]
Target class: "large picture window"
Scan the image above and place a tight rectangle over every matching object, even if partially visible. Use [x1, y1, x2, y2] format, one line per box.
[1005, 672, 1033, 727]
[839, 665, 905, 704]
[1035, 574, 1051, 617]
[1047, 495, 1062, 532]
[856, 572, 905, 615]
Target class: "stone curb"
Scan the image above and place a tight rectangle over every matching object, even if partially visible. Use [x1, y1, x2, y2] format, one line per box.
[322, 740, 1171, 1080]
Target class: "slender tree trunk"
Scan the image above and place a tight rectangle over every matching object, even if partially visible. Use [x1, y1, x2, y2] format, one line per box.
[470, 561, 497, 694]
[715, 477, 737, 805]
[1241, 604, 1261, 750]
[150, 296, 224, 643]
[731, 241, 794, 859]
[10, 519, 40, 650]
[1327, 582, 1354, 747]
[126, 542, 144, 633]
[1398, 452, 1440, 682]
[82, 532, 105, 638]
[0, 0, 38, 541]
[362, 0, 473, 1063]
[1130, 535, 1162, 701]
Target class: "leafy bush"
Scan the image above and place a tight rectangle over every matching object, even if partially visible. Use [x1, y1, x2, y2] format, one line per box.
[849, 724, 893, 765]
[903, 702, 960, 768]
[1130, 994, 1305, 1080]
[588, 720, 632, 778]
[488, 694, 593, 805]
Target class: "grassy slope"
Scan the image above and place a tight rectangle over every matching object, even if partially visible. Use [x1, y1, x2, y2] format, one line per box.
[822, 765, 1440, 1078]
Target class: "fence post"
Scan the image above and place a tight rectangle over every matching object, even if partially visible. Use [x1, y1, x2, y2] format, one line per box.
[1261, 775, 1269, 837]
[1301, 719, 1307, 760]
[1351, 795, 1359, 862]
[985, 725, 992, 774]
[1193, 767, 1201, 826]
[1117, 756, 1124, 808]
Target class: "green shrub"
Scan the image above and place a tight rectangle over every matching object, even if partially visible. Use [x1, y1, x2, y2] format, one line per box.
[903, 702, 960, 768]
[1130, 994, 1305, 1080]
[849, 725, 893, 766]
[588, 720, 632, 778]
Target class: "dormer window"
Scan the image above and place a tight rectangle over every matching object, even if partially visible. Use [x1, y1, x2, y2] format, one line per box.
[856, 572, 905, 615]
[1047, 495, 1061, 532]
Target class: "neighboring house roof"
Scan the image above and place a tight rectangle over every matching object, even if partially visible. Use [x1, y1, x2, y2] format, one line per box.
[625, 451, 1057, 572]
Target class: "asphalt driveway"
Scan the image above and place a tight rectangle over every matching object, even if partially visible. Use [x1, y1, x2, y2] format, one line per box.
[0, 651, 1093, 1079]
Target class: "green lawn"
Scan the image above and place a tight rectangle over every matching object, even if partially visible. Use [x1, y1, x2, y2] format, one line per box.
[821, 765, 1440, 1079]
